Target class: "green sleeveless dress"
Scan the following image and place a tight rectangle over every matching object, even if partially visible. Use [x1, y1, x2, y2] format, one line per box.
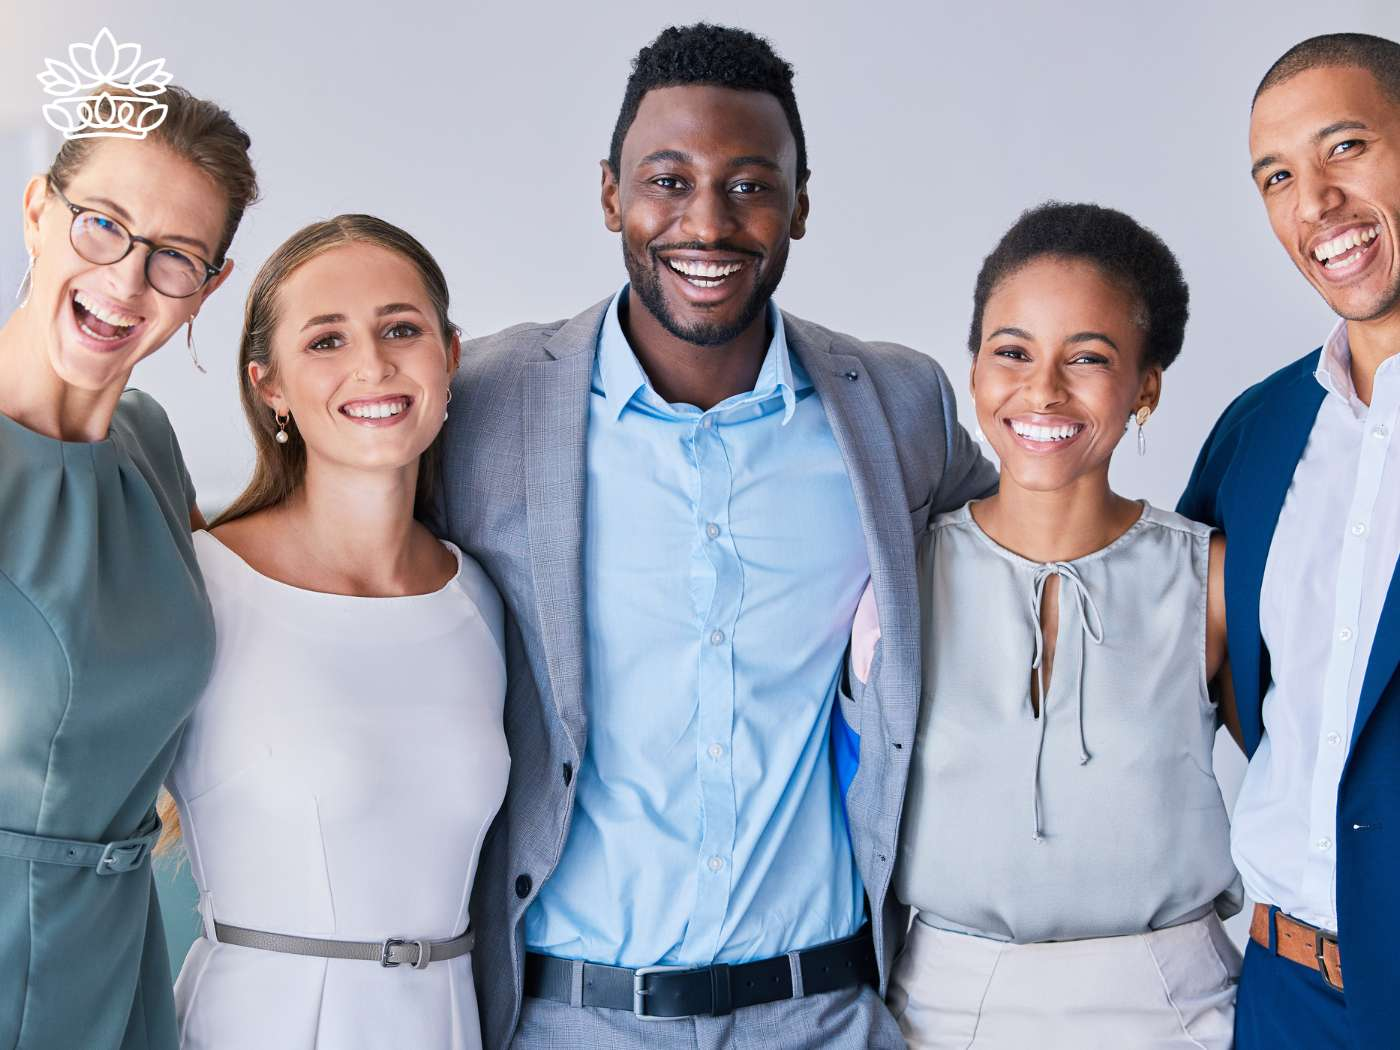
[0, 389, 214, 1050]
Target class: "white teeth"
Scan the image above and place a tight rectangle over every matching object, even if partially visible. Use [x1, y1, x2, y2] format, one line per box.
[1009, 420, 1084, 442]
[343, 399, 408, 419]
[1314, 224, 1381, 263]
[73, 290, 141, 328]
[668, 259, 746, 281]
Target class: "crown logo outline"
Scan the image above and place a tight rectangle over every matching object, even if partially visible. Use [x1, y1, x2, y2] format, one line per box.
[37, 28, 172, 140]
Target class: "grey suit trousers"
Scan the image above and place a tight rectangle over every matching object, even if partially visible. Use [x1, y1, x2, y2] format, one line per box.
[510, 984, 906, 1049]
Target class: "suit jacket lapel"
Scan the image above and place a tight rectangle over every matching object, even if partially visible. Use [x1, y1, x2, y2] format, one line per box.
[787, 317, 921, 743]
[1227, 354, 1325, 753]
[1352, 529, 1400, 750]
[522, 300, 609, 755]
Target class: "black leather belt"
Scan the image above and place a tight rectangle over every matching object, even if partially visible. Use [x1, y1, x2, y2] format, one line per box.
[524, 925, 878, 1020]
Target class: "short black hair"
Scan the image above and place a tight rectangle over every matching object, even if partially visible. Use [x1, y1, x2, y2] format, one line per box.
[968, 202, 1190, 372]
[1254, 32, 1400, 108]
[608, 23, 808, 183]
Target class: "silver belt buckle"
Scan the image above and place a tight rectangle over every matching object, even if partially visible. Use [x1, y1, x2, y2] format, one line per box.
[381, 937, 430, 968]
[632, 965, 688, 1020]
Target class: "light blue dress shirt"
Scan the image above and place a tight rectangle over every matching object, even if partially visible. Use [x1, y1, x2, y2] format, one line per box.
[525, 288, 871, 968]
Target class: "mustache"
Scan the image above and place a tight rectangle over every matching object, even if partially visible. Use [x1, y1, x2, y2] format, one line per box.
[650, 242, 761, 258]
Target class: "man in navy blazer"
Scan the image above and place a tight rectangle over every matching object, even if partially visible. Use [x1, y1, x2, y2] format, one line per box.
[1180, 33, 1400, 1050]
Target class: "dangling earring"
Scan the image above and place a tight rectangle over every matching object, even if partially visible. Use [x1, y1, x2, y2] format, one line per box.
[274, 411, 291, 444]
[187, 317, 207, 374]
[443, 387, 452, 423]
[16, 252, 35, 308]
[1135, 406, 1151, 456]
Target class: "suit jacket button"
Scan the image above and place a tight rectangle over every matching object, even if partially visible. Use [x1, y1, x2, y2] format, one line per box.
[515, 874, 533, 899]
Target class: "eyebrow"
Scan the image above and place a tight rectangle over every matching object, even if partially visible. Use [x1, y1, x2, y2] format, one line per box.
[1249, 120, 1372, 179]
[986, 326, 1119, 351]
[637, 149, 784, 173]
[987, 326, 1033, 341]
[85, 196, 214, 256]
[300, 303, 424, 331]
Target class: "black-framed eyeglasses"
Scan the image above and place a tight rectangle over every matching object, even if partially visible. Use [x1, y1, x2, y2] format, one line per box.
[48, 179, 223, 299]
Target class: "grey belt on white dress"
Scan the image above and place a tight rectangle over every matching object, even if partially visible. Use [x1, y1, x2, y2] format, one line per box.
[213, 920, 474, 970]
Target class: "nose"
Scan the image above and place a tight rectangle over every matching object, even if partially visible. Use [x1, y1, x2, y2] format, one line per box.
[1026, 360, 1068, 410]
[103, 245, 151, 300]
[678, 183, 739, 246]
[1293, 167, 1346, 226]
[353, 336, 396, 383]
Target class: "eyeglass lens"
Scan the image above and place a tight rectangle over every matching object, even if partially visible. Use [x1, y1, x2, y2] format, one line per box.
[70, 212, 206, 298]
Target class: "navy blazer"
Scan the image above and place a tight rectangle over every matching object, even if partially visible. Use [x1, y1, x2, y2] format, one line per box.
[1179, 348, 1400, 1049]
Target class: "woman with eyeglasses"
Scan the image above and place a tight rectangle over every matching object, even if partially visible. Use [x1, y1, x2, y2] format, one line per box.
[0, 86, 257, 1050]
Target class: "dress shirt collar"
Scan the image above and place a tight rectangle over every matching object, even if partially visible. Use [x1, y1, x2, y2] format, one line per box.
[596, 285, 802, 424]
[1315, 318, 1400, 417]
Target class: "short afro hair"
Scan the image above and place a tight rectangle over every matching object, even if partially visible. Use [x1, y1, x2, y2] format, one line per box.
[1254, 32, 1400, 108]
[968, 202, 1190, 372]
[608, 23, 808, 183]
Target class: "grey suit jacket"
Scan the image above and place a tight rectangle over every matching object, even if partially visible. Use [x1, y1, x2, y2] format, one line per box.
[432, 297, 996, 1050]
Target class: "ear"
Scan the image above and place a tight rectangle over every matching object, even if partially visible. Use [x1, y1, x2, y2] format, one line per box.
[446, 329, 462, 374]
[1136, 364, 1163, 415]
[189, 257, 236, 319]
[21, 175, 49, 255]
[790, 173, 811, 240]
[247, 359, 285, 414]
[600, 159, 622, 233]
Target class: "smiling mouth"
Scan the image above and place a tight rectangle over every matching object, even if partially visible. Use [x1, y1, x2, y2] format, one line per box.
[340, 395, 413, 421]
[72, 289, 145, 343]
[664, 257, 749, 289]
[1312, 224, 1382, 271]
[1007, 419, 1086, 445]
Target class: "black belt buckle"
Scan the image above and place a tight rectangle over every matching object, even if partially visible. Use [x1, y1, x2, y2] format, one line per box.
[1315, 929, 1342, 991]
[632, 965, 688, 1021]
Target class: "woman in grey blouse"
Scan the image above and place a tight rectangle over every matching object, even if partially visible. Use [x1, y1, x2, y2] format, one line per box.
[849, 202, 1243, 1048]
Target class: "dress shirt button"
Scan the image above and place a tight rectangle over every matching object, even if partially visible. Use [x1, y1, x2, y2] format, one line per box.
[710, 629, 725, 646]
[707, 855, 725, 872]
[1317, 837, 1333, 851]
[1374, 424, 1390, 439]
[708, 742, 724, 760]
[1351, 521, 1367, 536]
[1339, 627, 1354, 642]
[701, 416, 714, 429]
[1327, 732, 1342, 746]
[515, 874, 533, 899]
[705, 523, 721, 539]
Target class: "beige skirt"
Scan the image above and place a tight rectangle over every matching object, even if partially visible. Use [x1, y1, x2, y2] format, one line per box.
[889, 912, 1241, 1050]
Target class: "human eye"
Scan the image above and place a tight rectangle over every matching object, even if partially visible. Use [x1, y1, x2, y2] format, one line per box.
[1070, 352, 1110, 366]
[1263, 168, 1291, 190]
[307, 332, 345, 351]
[384, 321, 422, 340]
[1330, 139, 1364, 158]
[732, 180, 766, 195]
[992, 346, 1030, 361]
[650, 175, 684, 190]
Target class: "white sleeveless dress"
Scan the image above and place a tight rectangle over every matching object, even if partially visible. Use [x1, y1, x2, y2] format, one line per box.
[168, 530, 509, 1049]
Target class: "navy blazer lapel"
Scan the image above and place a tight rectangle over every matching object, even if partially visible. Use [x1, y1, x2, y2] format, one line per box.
[787, 318, 921, 739]
[521, 301, 608, 755]
[1227, 352, 1325, 752]
[1353, 547, 1400, 750]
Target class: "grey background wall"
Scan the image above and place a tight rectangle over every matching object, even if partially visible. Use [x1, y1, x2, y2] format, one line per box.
[4, 0, 1397, 975]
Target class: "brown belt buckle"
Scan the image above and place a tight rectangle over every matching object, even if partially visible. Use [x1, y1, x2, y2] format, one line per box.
[1315, 928, 1343, 991]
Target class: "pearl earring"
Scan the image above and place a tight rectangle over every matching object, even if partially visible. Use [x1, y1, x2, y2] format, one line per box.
[275, 411, 291, 444]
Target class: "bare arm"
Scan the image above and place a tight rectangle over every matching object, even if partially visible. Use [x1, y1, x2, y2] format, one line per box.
[191, 505, 208, 531]
[1206, 532, 1244, 749]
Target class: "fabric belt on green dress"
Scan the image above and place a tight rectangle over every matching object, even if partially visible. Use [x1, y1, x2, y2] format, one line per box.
[0, 810, 161, 875]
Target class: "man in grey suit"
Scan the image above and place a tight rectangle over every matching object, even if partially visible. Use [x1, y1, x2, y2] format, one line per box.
[434, 23, 995, 1050]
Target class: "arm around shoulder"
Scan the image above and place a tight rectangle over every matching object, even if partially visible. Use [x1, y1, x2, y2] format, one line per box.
[924, 353, 997, 513]
[1205, 532, 1243, 749]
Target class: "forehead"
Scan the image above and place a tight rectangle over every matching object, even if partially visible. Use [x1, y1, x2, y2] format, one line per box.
[279, 242, 427, 310]
[1250, 65, 1400, 151]
[62, 138, 226, 251]
[986, 257, 1142, 330]
[621, 84, 798, 175]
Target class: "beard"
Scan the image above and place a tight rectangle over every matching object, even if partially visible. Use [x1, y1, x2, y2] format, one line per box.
[623, 239, 789, 347]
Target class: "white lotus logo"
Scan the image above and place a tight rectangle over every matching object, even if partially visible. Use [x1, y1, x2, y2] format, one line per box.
[37, 28, 173, 140]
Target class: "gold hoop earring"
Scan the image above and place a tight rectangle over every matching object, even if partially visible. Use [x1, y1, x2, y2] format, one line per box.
[275, 411, 291, 445]
[187, 317, 206, 374]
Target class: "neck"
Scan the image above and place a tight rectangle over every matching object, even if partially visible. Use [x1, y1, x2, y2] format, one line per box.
[972, 468, 1141, 564]
[620, 290, 770, 409]
[276, 456, 423, 594]
[1344, 309, 1400, 405]
[0, 309, 126, 442]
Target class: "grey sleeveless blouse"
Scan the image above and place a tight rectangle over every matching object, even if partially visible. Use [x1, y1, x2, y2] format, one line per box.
[893, 502, 1242, 944]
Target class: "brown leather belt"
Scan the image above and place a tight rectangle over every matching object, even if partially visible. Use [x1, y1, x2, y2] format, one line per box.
[1249, 902, 1344, 991]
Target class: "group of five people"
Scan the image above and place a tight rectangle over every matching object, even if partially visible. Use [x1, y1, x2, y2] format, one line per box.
[0, 21, 1396, 1050]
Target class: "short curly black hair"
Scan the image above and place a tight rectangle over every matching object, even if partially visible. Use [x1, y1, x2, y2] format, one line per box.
[1254, 32, 1400, 109]
[968, 202, 1190, 372]
[608, 23, 808, 183]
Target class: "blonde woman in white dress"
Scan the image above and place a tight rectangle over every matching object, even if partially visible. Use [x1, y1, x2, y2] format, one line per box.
[162, 215, 508, 1049]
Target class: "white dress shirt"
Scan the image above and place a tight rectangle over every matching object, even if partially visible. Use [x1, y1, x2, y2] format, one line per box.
[1232, 320, 1400, 932]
